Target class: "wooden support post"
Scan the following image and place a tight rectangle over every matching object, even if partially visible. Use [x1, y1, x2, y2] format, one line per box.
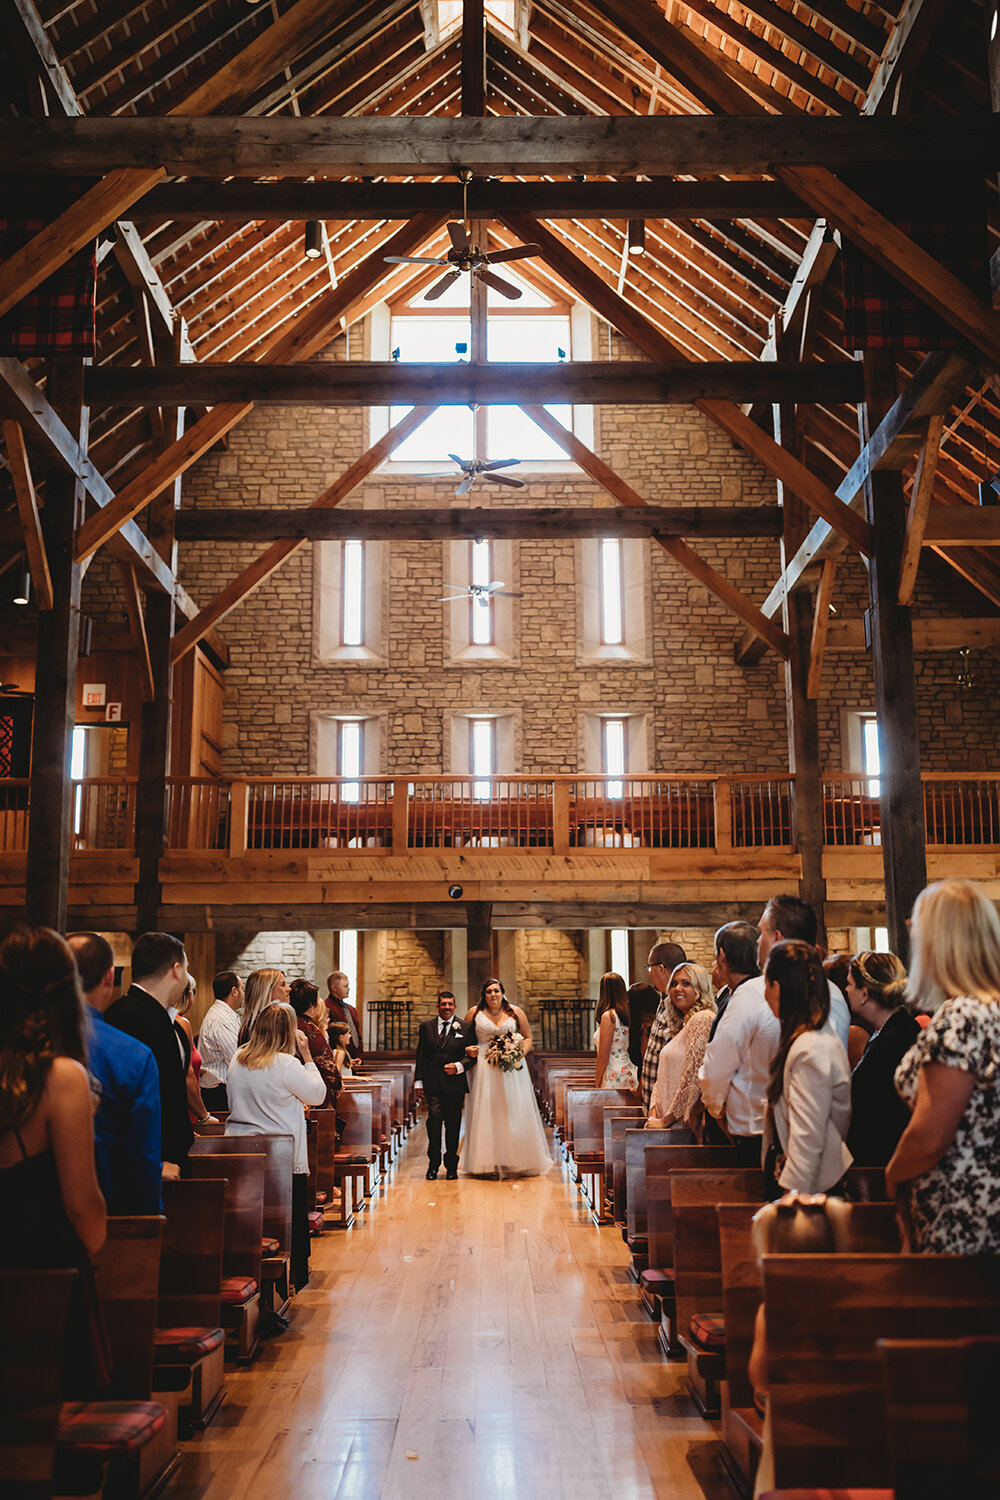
[713, 778, 732, 856]
[228, 781, 248, 858]
[391, 778, 410, 856]
[462, 0, 486, 117]
[898, 414, 943, 605]
[774, 350, 825, 941]
[24, 359, 86, 930]
[861, 352, 927, 962]
[466, 901, 494, 1005]
[552, 779, 571, 856]
[133, 411, 181, 935]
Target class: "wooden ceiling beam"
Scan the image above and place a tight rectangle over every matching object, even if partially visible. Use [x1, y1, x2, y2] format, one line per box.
[502, 212, 872, 555]
[732, 0, 873, 89]
[168, 405, 433, 664]
[87, 360, 864, 409]
[73, 212, 447, 563]
[130, 178, 809, 224]
[520, 402, 790, 657]
[175, 503, 785, 543]
[462, 0, 486, 115]
[2, 114, 984, 179]
[2, 417, 53, 610]
[864, 0, 952, 116]
[826, 617, 1000, 651]
[676, 0, 854, 114]
[0, 0, 380, 320]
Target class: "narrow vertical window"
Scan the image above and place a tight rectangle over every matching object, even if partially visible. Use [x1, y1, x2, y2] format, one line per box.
[71, 725, 86, 836]
[610, 928, 629, 982]
[470, 537, 493, 646]
[340, 720, 362, 804]
[471, 717, 495, 801]
[862, 714, 880, 783]
[603, 717, 626, 800]
[341, 540, 364, 646]
[338, 929, 358, 1013]
[600, 538, 624, 645]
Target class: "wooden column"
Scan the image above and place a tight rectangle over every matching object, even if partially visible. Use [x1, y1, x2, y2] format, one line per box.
[24, 359, 86, 930]
[860, 352, 926, 961]
[133, 406, 182, 934]
[773, 338, 825, 941]
[465, 900, 494, 1005]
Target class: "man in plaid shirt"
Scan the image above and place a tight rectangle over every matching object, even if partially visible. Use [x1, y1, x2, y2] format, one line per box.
[639, 940, 688, 1113]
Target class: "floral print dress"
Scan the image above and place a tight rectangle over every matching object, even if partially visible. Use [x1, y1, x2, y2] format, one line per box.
[594, 1014, 638, 1090]
[894, 994, 1000, 1253]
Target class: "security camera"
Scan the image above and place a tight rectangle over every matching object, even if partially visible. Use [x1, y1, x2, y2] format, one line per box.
[448, 884, 464, 900]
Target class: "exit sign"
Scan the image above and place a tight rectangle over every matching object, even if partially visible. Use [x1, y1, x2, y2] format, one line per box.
[82, 683, 106, 708]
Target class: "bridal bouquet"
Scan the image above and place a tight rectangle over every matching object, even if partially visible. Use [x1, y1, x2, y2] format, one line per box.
[484, 1031, 525, 1072]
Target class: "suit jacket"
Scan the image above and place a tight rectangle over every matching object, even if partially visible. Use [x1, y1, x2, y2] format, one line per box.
[415, 1016, 477, 1096]
[105, 985, 193, 1168]
[326, 997, 364, 1064]
[847, 1007, 921, 1168]
[765, 1028, 852, 1195]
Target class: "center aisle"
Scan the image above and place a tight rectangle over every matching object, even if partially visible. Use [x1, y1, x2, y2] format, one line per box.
[172, 1127, 731, 1500]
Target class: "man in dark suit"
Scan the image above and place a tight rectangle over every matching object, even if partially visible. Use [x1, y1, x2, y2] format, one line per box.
[326, 970, 364, 1070]
[105, 931, 194, 1180]
[414, 991, 476, 1180]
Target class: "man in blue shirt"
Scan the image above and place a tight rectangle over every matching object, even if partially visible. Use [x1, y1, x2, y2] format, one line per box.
[68, 931, 163, 1214]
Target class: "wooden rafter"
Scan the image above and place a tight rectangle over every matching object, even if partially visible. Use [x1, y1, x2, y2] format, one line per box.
[74, 212, 447, 564]
[2, 418, 53, 610]
[502, 212, 872, 556]
[117, 563, 154, 703]
[898, 415, 945, 605]
[169, 406, 433, 664]
[520, 403, 790, 658]
[806, 558, 838, 700]
[175, 504, 783, 542]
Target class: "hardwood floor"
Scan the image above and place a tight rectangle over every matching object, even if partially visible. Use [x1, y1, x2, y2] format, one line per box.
[169, 1129, 732, 1500]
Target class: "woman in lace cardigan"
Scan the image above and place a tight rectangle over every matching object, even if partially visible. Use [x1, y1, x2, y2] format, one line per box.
[646, 963, 716, 1136]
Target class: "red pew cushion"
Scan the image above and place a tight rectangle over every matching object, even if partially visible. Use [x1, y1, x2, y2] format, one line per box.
[58, 1400, 166, 1456]
[640, 1268, 674, 1293]
[154, 1326, 225, 1362]
[261, 1237, 280, 1254]
[689, 1312, 726, 1350]
[220, 1276, 257, 1305]
[307, 1210, 324, 1234]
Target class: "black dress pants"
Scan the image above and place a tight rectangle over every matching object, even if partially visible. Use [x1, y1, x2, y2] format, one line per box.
[291, 1172, 310, 1292]
[425, 1091, 465, 1172]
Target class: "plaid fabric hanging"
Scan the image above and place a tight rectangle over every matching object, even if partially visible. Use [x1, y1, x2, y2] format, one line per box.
[840, 164, 988, 352]
[0, 178, 97, 358]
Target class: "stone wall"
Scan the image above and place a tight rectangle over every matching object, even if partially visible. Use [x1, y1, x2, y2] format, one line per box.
[216, 930, 317, 982]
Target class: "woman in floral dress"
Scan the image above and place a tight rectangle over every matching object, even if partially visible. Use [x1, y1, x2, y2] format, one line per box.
[887, 879, 1000, 1253]
[594, 972, 638, 1089]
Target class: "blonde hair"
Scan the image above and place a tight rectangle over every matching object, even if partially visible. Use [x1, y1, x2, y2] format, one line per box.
[907, 879, 1000, 1011]
[239, 968, 285, 1045]
[236, 1002, 298, 1070]
[664, 962, 716, 1035]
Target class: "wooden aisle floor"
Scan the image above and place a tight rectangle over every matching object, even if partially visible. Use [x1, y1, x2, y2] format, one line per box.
[169, 1127, 732, 1500]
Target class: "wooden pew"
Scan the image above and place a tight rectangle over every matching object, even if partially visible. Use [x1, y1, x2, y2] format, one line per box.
[191, 1134, 295, 1316]
[0, 1269, 76, 1500]
[718, 1201, 899, 1498]
[564, 1085, 640, 1216]
[640, 1145, 737, 1331]
[625, 1129, 723, 1280]
[763, 1255, 1000, 1490]
[330, 1090, 375, 1227]
[88, 1216, 179, 1500]
[343, 1078, 390, 1173]
[189, 1154, 264, 1363]
[608, 1111, 644, 1231]
[154, 1178, 226, 1432]
[878, 1335, 1000, 1500]
[603, 1105, 644, 1220]
[551, 1070, 594, 1144]
[670, 1168, 766, 1413]
[530, 1051, 587, 1112]
[364, 1059, 415, 1129]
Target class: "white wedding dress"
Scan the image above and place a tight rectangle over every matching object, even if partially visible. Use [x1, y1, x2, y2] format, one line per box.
[462, 1012, 553, 1177]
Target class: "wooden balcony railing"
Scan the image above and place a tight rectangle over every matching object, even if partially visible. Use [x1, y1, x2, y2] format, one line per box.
[2, 773, 999, 856]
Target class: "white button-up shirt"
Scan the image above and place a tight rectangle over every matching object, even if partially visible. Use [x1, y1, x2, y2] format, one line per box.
[698, 975, 779, 1137]
[198, 999, 241, 1089]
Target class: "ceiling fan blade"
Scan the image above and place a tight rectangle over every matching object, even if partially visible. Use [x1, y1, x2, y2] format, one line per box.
[446, 220, 470, 254]
[485, 244, 542, 264]
[483, 472, 526, 488]
[424, 269, 463, 301]
[447, 453, 470, 467]
[422, 471, 460, 478]
[455, 475, 476, 497]
[383, 255, 449, 265]
[481, 457, 521, 470]
[476, 268, 522, 300]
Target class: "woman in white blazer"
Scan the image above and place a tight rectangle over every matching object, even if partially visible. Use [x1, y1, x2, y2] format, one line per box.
[762, 940, 852, 1198]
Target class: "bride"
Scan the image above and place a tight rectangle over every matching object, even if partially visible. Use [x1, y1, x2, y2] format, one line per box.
[461, 978, 552, 1178]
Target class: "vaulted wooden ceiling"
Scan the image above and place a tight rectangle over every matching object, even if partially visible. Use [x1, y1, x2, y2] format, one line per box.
[3, 0, 1000, 620]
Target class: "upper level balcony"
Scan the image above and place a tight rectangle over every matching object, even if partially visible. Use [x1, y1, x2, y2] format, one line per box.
[2, 774, 998, 930]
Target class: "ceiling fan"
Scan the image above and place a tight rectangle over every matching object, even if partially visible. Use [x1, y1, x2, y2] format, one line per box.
[438, 579, 523, 608]
[384, 175, 541, 301]
[424, 453, 526, 497]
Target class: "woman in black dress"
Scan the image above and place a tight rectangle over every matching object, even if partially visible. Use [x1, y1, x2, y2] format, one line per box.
[0, 926, 109, 1395]
[844, 949, 918, 1168]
